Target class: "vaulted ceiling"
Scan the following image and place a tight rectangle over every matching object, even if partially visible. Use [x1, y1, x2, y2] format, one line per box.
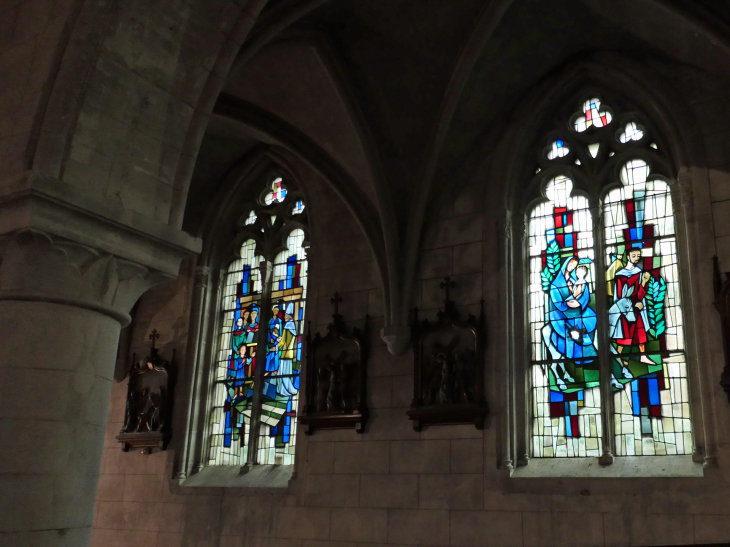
[185, 0, 730, 329]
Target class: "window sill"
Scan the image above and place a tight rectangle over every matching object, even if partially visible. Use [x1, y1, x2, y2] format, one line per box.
[511, 455, 704, 478]
[180, 464, 294, 488]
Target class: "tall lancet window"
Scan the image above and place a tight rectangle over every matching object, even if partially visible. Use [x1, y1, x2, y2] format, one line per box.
[604, 159, 689, 456]
[528, 96, 691, 459]
[529, 176, 601, 458]
[208, 176, 308, 467]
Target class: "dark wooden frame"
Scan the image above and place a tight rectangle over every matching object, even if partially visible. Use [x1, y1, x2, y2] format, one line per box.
[407, 288, 488, 431]
[714, 257, 730, 404]
[299, 305, 369, 434]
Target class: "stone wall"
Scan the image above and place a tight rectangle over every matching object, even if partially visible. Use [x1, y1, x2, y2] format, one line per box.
[674, 65, 730, 273]
[92, 159, 730, 547]
[0, 0, 75, 180]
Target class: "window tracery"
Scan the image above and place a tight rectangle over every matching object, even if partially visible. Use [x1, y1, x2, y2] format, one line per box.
[527, 95, 691, 459]
[208, 175, 308, 467]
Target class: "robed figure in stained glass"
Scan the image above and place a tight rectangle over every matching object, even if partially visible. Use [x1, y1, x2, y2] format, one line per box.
[542, 254, 599, 392]
[606, 204, 670, 437]
[245, 306, 259, 343]
[609, 248, 653, 360]
[231, 315, 247, 355]
[529, 177, 603, 454]
[275, 302, 299, 397]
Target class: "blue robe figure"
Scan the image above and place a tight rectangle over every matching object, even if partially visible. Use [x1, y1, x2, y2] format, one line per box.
[542, 257, 597, 390]
[264, 321, 281, 400]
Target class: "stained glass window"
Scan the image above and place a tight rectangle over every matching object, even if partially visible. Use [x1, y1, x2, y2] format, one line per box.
[529, 176, 602, 458]
[208, 177, 307, 467]
[605, 159, 690, 456]
[264, 177, 287, 205]
[256, 229, 307, 465]
[547, 140, 569, 159]
[572, 97, 612, 132]
[209, 240, 263, 465]
[619, 122, 644, 143]
[528, 96, 692, 460]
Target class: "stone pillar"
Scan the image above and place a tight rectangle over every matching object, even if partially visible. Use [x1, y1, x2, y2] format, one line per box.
[0, 177, 200, 546]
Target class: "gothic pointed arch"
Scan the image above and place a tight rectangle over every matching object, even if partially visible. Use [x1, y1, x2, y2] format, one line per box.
[491, 56, 718, 473]
[177, 148, 315, 479]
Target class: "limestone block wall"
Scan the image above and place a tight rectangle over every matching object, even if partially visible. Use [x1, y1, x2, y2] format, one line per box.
[89, 54, 730, 547]
[673, 66, 730, 273]
[0, 0, 75, 180]
[91, 164, 730, 546]
[60, 0, 245, 224]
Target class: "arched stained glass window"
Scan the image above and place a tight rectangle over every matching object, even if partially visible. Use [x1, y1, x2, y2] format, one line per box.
[527, 95, 692, 460]
[209, 240, 263, 465]
[529, 176, 602, 458]
[208, 175, 308, 467]
[604, 159, 689, 456]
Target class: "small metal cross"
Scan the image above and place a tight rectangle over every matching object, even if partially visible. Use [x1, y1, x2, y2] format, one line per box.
[440, 276, 455, 302]
[331, 292, 343, 316]
[149, 329, 160, 350]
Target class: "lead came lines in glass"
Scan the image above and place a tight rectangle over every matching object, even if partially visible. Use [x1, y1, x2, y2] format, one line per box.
[208, 179, 308, 468]
[527, 98, 692, 459]
[529, 176, 602, 458]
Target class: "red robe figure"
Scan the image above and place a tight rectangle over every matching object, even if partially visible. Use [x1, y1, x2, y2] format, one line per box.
[610, 248, 653, 366]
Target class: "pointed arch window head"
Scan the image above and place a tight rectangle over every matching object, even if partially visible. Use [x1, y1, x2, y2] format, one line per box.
[525, 96, 692, 461]
[208, 174, 308, 469]
[572, 97, 613, 132]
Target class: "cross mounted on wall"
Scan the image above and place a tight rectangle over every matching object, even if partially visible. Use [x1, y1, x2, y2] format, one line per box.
[148, 329, 160, 350]
[439, 276, 456, 304]
[331, 292, 343, 316]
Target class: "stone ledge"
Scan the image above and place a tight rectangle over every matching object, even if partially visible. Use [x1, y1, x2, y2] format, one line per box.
[0, 172, 201, 276]
[180, 464, 294, 488]
[511, 455, 704, 478]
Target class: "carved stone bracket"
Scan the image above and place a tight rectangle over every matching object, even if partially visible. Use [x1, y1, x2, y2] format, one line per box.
[713, 257, 730, 404]
[407, 278, 488, 431]
[299, 294, 369, 434]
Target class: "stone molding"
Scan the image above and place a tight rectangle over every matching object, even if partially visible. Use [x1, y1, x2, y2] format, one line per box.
[380, 324, 411, 356]
[0, 229, 171, 325]
[0, 172, 201, 276]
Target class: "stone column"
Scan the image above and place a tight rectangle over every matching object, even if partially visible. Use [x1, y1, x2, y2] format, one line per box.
[0, 177, 200, 546]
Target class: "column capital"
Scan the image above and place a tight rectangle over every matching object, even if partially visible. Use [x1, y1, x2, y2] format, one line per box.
[0, 173, 202, 325]
[0, 172, 201, 276]
[0, 229, 166, 325]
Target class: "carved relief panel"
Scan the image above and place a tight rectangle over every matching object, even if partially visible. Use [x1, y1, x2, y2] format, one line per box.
[408, 277, 487, 431]
[300, 293, 369, 434]
[117, 330, 175, 453]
